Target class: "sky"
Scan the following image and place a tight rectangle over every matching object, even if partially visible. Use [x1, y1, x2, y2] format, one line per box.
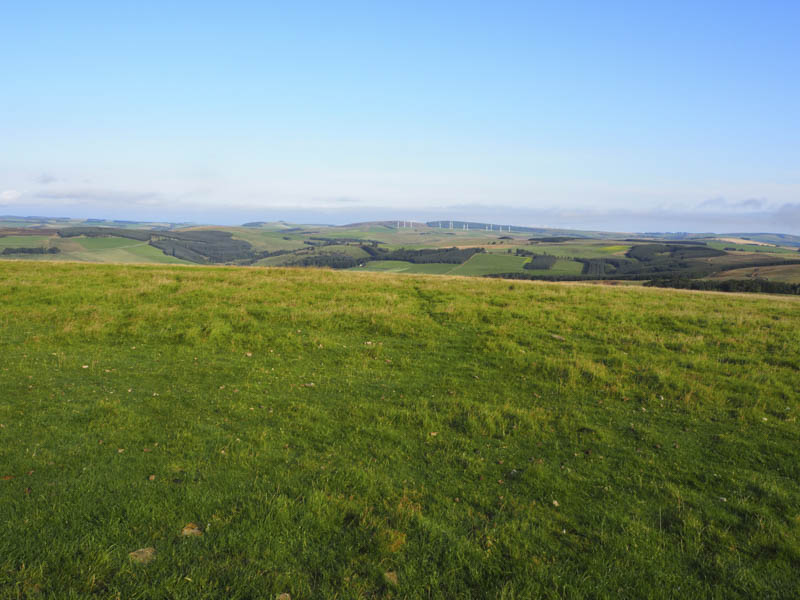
[1, 1, 799, 232]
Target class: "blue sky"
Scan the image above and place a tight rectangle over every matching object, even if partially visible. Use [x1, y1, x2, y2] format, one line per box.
[2, 1, 799, 232]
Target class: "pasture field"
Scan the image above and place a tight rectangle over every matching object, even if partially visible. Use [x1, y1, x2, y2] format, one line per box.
[76, 237, 149, 250]
[65, 239, 190, 265]
[222, 229, 309, 253]
[520, 241, 633, 259]
[447, 253, 529, 276]
[516, 258, 584, 277]
[1, 261, 799, 599]
[708, 264, 800, 284]
[350, 261, 457, 275]
[705, 240, 798, 255]
[0, 234, 190, 265]
[0, 235, 53, 249]
[351, 252, 536, 276]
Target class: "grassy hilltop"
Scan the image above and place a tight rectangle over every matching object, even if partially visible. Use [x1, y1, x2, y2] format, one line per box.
[1, 261, 799, 598]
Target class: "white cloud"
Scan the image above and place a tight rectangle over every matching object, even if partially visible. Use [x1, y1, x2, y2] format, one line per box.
[0, 189, 22, 202]
[35, 188, 160, 204]
[34, 173, 58, 184]
[698, 196, 768, 211]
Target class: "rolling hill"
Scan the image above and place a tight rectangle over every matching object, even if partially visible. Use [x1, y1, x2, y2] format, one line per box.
[3, 220, 800, 287]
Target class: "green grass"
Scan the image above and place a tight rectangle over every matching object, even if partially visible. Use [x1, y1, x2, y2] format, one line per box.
[351, 260, 418, 272]
[521, 242, 632, 259]
[67, 240, 190, 264]
[76, 236, 144, 250]
[226, 229, 308, 252]
[0, 235, 190, 265]
[253, 245, 371, 268]
[709, 264, 800, 284]
[521, 258, 585, 277]
[322, 245, 371, 259]
[1, 261, 799, 598]
[447, 253, 529, 276]
[0, 235, 52, 249]
[122, 244, 193, 264]
[351, 261, 458, 275]
[705, 240, 797, 254]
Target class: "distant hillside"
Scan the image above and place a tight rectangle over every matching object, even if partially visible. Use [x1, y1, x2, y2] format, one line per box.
[4, 215, 800, 247]
[3, 220, 800, 289]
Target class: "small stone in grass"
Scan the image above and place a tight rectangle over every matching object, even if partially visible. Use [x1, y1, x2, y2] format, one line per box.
[552, 500, 560, 507]
[276, 594, 291, 600]
[384, 571, 399, 586]
[129, 547, 156, 564]
[82, 365, 89, 369]
[117, 448, 124, 453]
[181, 523, 203, 537]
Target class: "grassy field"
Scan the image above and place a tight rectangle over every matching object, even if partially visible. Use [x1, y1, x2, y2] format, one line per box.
[350, 261, 457, 275]
[0, 234, 190, 265]
[0, 235, 53, 249]
[224, 229, 309, 252]
[709, 264, 800, 284]
[76, 237, 149, 250]
[447, 253, 530, 276]
[520, 242, 633, 259]
[704, 240, 798, 255]
[350, 253, 535, 276]
[519, 258, 585, 277]
[65, 239, 190, 264]
[1, 261, 799, 599]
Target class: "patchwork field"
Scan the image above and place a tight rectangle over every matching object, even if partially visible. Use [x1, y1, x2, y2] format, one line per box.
[1, 261, 798, 598]
[3, 224, 800, 288]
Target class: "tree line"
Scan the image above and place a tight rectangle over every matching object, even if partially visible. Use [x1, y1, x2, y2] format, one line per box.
[2, 247, 61, 255]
